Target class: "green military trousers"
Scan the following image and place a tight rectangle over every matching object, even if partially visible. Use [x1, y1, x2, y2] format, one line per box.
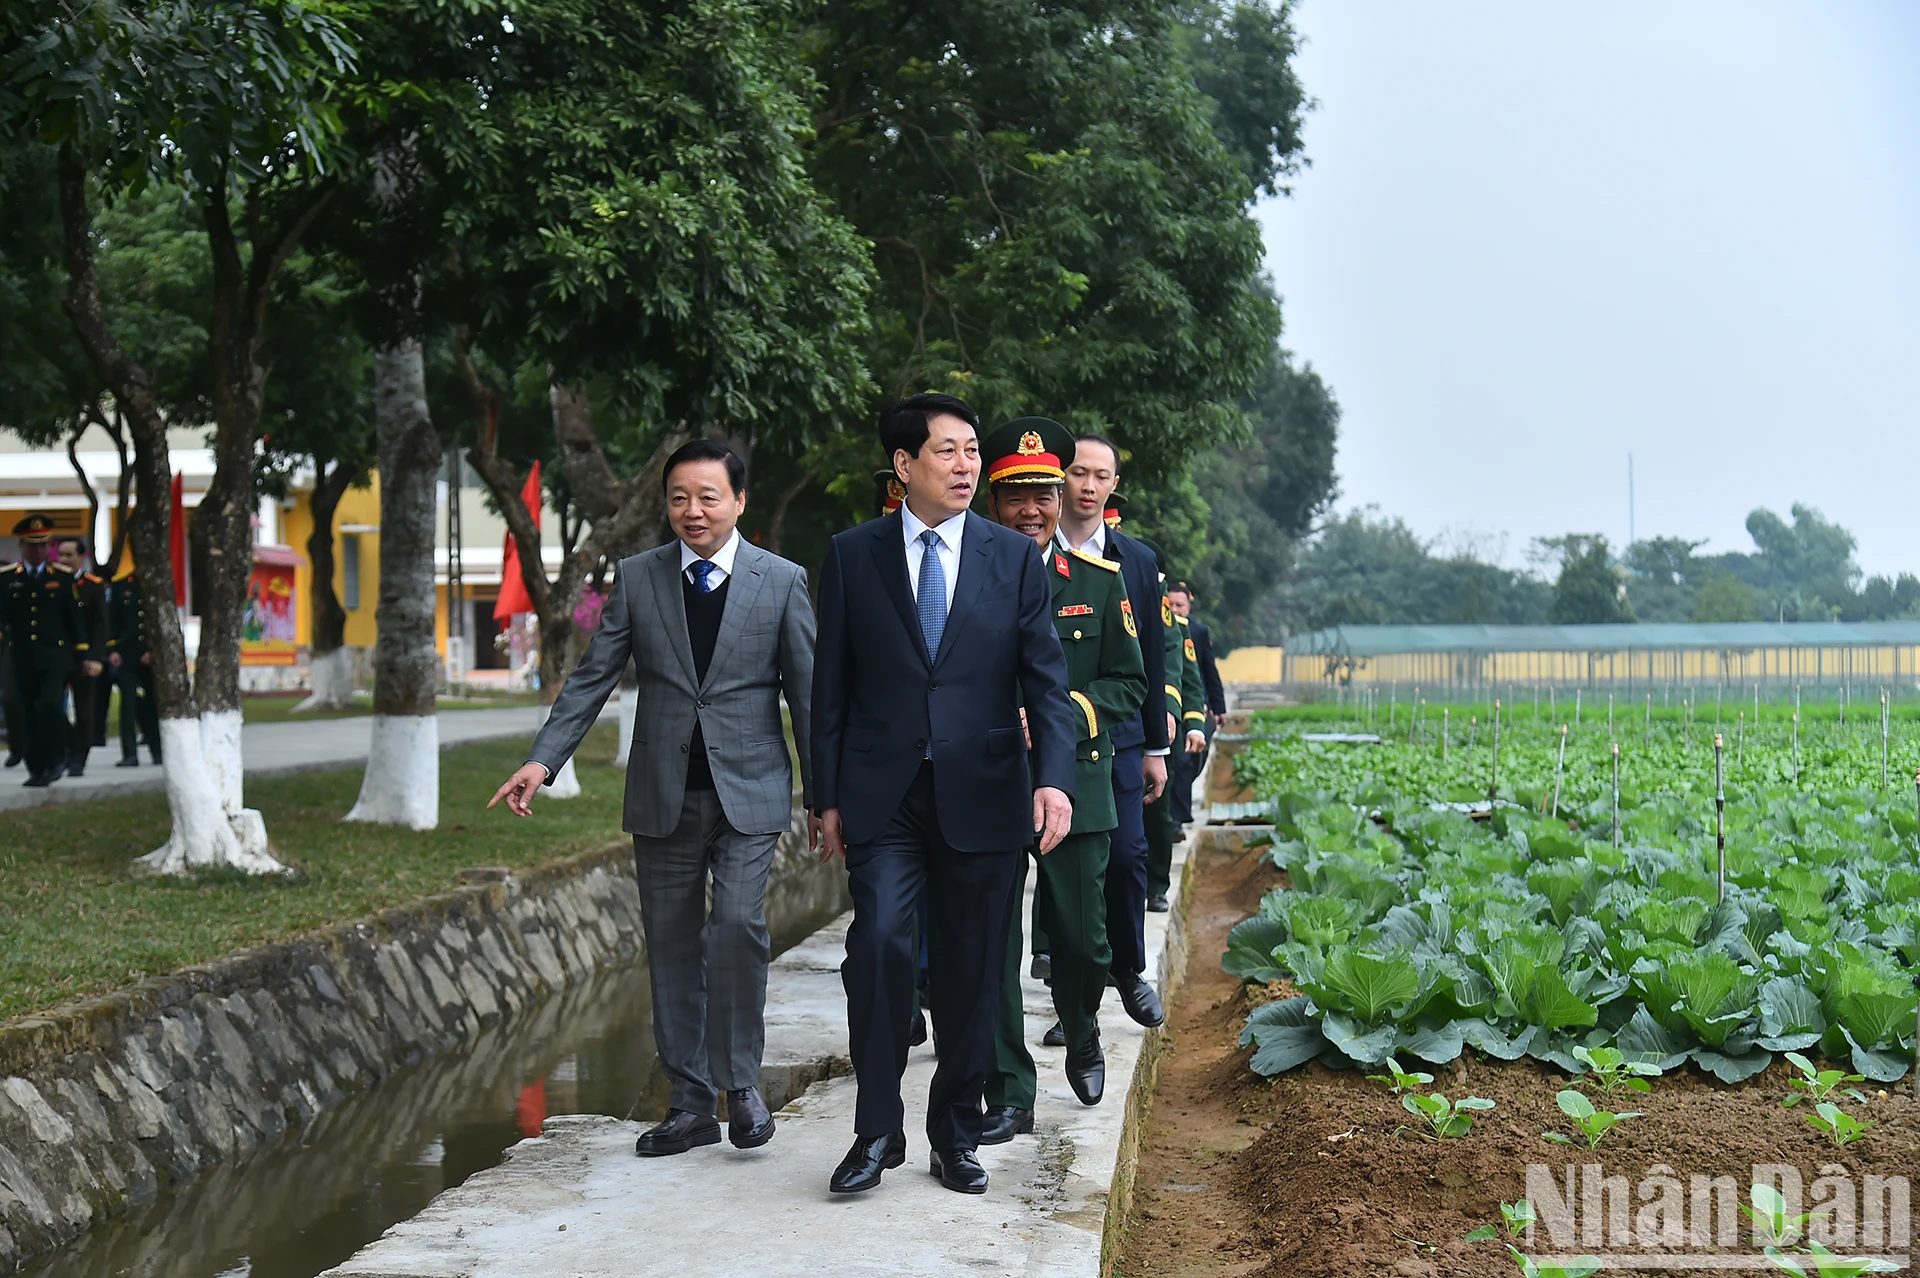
[1145, 791, 1176, 901]
[986, 830, 1111, 1111]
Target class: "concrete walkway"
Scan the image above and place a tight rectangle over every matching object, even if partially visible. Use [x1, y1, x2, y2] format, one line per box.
[0, 704, 602, 813]
[323, 795, 1198, 1277]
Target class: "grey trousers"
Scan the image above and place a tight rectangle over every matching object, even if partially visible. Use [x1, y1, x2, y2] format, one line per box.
[633, 789, 780, 1116]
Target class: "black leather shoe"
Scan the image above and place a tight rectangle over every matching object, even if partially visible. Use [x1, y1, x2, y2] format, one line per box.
[1146, 892, 1170, 913]
[24, 766, 62, 788]
[634, 1109, 721, 1156]
[3, 753, 19, 768]
[1115, 973, 1165, 1028]
[979, 1106, 1033, 1145]
[67, 765, 85, 779]
[1067, 1023, 1106, 1105]
[929, 1147, 988, 1194]
[909, 1008, 927, 1047]
[830, 1131, 906, 1193]
[726, 1087, 775, 1149]
[1029, 951, 1052, 982]
[117, 756, 140, 767]
[1041, 1020, 1067, 1048]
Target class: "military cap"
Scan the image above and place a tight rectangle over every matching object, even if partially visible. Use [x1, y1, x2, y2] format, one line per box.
[981, 416, 1076, 487]
[1103, 492, 1128, 528]
[871, 469, 906, 518]
[11, 513, 56, 544]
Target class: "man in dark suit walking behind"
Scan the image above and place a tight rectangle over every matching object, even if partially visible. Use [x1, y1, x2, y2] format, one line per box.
[492, 440, 815, 1158]
[812, 393, 1077, 1196]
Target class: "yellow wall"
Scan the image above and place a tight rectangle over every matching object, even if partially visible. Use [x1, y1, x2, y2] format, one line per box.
[1219, 647, 1284, 683]
[281, 475, 383, 649]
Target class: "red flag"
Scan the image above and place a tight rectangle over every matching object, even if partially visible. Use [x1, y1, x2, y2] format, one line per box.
[493, 461, 541, 620]
[169, 472, 187, 608]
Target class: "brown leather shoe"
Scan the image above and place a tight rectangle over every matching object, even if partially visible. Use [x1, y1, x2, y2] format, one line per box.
[727, 1087, 775, 1149]
[634, 1108, 721, 1156]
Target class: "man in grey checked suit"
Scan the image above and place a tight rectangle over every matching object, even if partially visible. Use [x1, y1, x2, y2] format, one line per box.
[491, 439, 816, 1157]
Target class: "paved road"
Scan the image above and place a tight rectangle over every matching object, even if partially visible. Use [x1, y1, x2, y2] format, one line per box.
[0, 704, 610, 814]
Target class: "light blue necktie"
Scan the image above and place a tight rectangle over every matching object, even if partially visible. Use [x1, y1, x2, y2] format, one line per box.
[689, 560, 720, 594]
[916, 528, 947, 657]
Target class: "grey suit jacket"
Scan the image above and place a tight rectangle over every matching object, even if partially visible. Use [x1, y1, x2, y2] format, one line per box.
[528, 538, 815, 838]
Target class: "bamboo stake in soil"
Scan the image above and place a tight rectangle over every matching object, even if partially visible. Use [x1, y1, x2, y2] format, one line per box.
[1608, 693, 1614, 739]
[1574, 688, 1582, 728]
[1714, 732, 1726, 903]
[1737, 711, 1745, 768]
[1490, 700, 1501, 801]
[1645, 693, 1652, 748]
[1442, 707, 1450, 763]
[1792, 712, 1800, 784]
[1612, 741, 1621, 850]
[1468, 715, 1477, 773]
[1881, 691, 1889, 790]
[1551, 724, 1569, 820]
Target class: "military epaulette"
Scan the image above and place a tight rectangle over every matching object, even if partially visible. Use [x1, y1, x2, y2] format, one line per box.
[50, 562, 75, 575]
[83, 573, 103, 583]
[0, 563, 17, 573]
[1068, 549, 1119, 573]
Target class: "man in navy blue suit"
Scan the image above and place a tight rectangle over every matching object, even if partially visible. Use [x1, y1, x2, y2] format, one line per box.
[1057, 435, 1169, 1030]
[811, 392, 1077, 1196]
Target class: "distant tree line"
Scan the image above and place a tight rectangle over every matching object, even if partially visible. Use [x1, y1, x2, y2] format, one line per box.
[1257, 502, 1918, 643]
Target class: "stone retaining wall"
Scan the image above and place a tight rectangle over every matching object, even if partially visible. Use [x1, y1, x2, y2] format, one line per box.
[0, 809, 846, 1276]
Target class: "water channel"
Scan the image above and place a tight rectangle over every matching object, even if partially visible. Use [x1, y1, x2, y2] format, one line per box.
[24, 891, 846, 1278]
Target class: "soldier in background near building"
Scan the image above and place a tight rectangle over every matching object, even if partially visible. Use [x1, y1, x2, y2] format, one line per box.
[0, 589, 22, 770]
[1144, 565, 1206, 912]
[108, 567, 161, 766]
[1166, 580, 1225, 827]
[1, 514, 88, 786]
[56, 537, 108, 777]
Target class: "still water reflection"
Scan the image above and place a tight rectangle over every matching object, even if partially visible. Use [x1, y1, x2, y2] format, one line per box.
[25, 834, 847, 1278]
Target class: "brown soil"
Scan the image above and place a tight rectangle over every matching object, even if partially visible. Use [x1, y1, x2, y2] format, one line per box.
[1114, 835, 1920, 1278]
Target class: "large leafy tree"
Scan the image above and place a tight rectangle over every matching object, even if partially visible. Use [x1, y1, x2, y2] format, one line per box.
[4, 0, 360, 871]
[805, 0, 1283, 486]
[1144, 345, 1338, 647]
[403, 0, 875, 710]
[1543, 535, 1632, 625]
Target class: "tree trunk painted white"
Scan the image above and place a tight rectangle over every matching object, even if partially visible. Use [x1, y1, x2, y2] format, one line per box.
[346, 339, 443, 829]
[345, 714, 440, 829]
[538, 702, 582, 798]
[613, 681, 637, 767]
[294, 646, 357, 712]
[134, 712, 287, 876]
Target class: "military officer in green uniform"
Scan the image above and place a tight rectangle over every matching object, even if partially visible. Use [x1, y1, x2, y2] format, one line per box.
[108, 567, 162, 766]
[976, 417, 1147, 1142]
[1, 514, 88, 786]
[1144, 568, 1207, 910]
[55, 537, 108, 777]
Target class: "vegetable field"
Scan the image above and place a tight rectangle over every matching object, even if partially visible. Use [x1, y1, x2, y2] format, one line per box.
[1225, 713, 1920, 1087]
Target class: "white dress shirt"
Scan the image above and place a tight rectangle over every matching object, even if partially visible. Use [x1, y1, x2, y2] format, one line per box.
[1057, 522, 1107, 557]
[680, 529, 742, 588]
[901, 503, 963, 612]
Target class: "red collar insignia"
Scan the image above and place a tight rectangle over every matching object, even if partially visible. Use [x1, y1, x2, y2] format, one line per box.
[1055, 552, 1071, 578]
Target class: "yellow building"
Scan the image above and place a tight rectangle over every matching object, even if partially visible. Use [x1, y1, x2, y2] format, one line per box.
[0, 427, 559, 689]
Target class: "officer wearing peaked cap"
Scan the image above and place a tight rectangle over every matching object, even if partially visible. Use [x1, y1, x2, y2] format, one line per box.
[1, 514, 86, 786]
[977, 417, 1146, 1139]
[871, 469, 906, 519]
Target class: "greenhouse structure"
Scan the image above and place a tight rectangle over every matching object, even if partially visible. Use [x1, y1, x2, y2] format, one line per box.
[1275, 622, 1920, 697]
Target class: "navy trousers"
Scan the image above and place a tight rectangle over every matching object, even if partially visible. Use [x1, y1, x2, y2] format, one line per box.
[843, 764, 1021, 1152]
[1103, 745, 1149, 979]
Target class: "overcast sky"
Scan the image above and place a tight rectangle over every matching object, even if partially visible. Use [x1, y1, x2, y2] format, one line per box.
[1255, 0, 1919, 579]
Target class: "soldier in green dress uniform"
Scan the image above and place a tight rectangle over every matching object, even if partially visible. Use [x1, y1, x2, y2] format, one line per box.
[1, 514, 88, 786]
[976, 417, 1147, 1143]
[107, 568, 162, 765]
[55, 537, 108, 777]
[1145, 574, 1208, 908]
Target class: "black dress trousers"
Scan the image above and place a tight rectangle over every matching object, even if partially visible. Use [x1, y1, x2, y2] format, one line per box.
[842, 762, 1021, 1152]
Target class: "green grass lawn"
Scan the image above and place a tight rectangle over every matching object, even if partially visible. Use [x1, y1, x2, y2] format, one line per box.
[0, 724, 628, 1022]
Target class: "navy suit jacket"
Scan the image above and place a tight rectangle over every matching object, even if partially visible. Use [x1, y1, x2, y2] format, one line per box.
[811, 510, 1077, 852]
[1191, 618, 1227, 718]
[1105, 527, 1168, 753]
